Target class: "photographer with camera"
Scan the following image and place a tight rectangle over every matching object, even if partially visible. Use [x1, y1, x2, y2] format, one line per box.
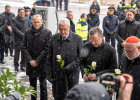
[64, 74, 133, 100]
[120, 36, 140, 100]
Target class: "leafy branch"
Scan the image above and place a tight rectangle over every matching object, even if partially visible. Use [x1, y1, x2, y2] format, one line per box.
[0, 68, 37, 99]
[56, 55, 65, 69]
[84, 61, 96, 76]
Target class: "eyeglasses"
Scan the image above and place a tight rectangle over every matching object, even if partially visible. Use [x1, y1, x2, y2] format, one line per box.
[124, 47, 136, 54]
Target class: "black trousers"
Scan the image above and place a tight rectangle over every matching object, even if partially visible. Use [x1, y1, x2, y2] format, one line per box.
[5, 33, 14, 55]
[117, 43, 123, 67]
[56, 0, 68, 11]
[0, 47, 4, 61]
[5, 41, 13, 55]
[105, 34, 116, 48]
[14, 42, 25, 68]
[52, 69, 80, 100]
[29, 76, 48, 100]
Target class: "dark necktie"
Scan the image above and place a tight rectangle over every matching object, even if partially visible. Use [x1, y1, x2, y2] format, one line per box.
[62, 37, 66, 40]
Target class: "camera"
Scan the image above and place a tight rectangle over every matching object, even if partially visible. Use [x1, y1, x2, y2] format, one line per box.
[100, 73, 120, 93]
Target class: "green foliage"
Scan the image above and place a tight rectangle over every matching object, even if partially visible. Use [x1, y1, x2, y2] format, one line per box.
[84, 68, 91, 76]
[57, 59, 65, 69]
[84, 64, 96, 76]
[0, 68, 37, 99]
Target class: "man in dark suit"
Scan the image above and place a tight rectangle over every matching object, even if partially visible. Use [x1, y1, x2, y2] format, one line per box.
[46, 18, 83, 100]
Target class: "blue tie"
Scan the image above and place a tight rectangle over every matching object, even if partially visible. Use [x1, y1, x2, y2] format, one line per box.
[62, 37, 66, 40]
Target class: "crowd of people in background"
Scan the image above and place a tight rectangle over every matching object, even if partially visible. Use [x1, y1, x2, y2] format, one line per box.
[1, 0, 140, 100]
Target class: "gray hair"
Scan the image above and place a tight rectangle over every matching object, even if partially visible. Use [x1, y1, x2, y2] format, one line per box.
[58, 18, 70, 26]
[89, 27, 103, 37]
[32, 14, 43, 21]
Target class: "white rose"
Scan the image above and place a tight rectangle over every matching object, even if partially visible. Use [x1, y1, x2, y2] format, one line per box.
[115, 69, 121, 75]
[91, 62, 96, 67]
[56, 55, 61, 60]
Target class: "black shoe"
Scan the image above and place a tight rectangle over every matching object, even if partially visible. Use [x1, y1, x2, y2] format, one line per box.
[60, 8, 62, 11]
[10, 54, 14, 57]
[5, 54, 8, 57]
[15, 67, 19, 72]
[20, 67, 25, 71]
[0, 61, 5, 64]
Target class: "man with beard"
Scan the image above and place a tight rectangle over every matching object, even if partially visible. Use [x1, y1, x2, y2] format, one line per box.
[22, 14, 52, 100]
[116, 8, 140, 66]
[2, 5, 15, 57]
[12, 8, 31, 71]
[46, 18, 82, 100]
[121, 36, 140, 100]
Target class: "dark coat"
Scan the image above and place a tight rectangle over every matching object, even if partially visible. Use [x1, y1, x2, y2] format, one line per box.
[116, 19, 140, 44]
[121, 54, 140, 100]
[31, 8, 36, 16]
[87, 13, 100, 30]
[2, 12, 15, 26]
[135, 14, 140, 22]
[103, 15, 118, 36]
[0, 14, 7, 47]
[114, 10, 119, 17]
[12, 16, 31, 45]
[46, 31, 83, 100]
[90, 2, 100, 14]
[67, 17, 75, 33]
[22, 26, 52, 77]
[119, 11, 126, 21]
[2, 12, 15, 43]
[80, 41, 117, 77]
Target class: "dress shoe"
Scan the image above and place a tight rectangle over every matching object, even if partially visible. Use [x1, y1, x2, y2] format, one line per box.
[5, 54, 8, 57]
[15, 67, 19, 72]
[10, 54, 14, 57]
[0, 61, 5, 64]
[20, 67, 25, 71]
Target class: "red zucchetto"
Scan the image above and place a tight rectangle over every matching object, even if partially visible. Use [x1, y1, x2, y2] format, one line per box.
[124, 36, 140, 43]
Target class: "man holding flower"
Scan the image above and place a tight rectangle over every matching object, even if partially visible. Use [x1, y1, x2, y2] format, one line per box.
[46, 18, 83, 100]
[80, 27, 117, 82]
